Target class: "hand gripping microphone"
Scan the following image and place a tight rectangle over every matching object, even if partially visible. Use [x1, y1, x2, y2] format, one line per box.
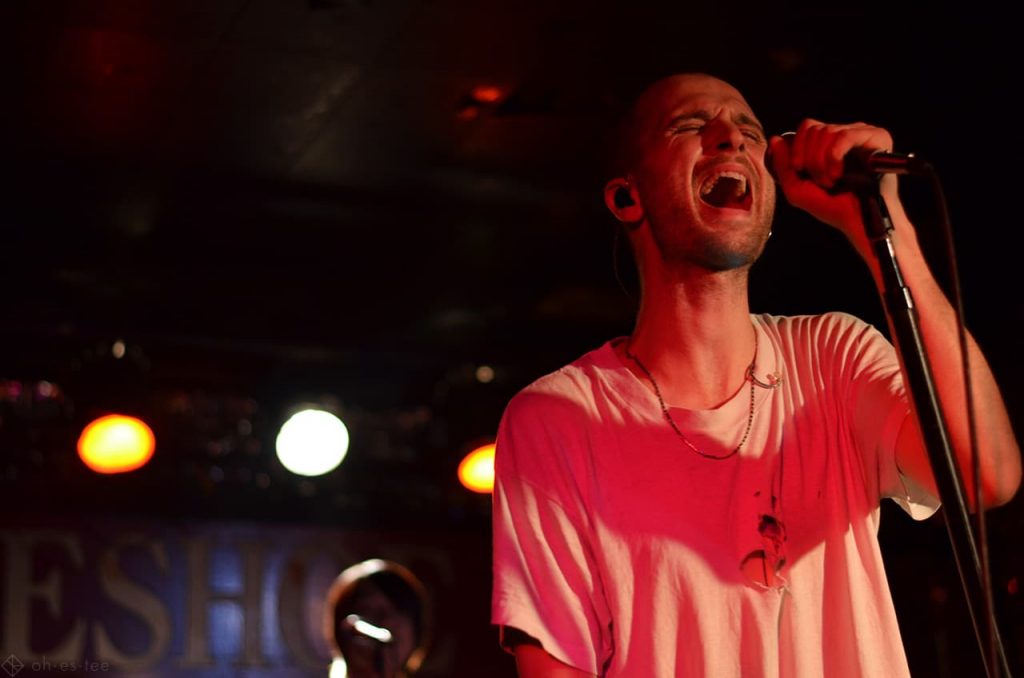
[767, 132, 931, 190]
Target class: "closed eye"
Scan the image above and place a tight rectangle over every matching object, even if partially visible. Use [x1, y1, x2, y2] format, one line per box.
[670, 123, 703, 135]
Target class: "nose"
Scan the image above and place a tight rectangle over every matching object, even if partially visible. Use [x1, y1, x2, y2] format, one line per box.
[705, 118, 746, 153]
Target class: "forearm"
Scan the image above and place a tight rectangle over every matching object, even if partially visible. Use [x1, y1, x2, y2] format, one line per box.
[770, 123, 1020, 505]
[861, 190, 1021, 507]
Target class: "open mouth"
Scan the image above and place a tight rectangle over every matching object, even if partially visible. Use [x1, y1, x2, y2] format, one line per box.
[699, 171, 751, 210]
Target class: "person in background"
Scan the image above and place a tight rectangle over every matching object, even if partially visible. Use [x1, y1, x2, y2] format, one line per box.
[326, 559, 429, 678]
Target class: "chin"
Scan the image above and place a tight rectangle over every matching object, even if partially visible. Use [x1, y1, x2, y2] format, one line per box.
[697, 249, 760, 272]
[648, 206, 770, 272]
[691, 232, 767, 272]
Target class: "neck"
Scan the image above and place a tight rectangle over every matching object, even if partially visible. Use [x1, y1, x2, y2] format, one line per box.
[624, 266, 755, 409]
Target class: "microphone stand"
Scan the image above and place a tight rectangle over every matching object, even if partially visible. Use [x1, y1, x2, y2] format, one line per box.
[853, 179, 1010, 678]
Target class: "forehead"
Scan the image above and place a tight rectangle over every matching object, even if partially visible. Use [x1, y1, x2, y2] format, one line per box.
[633, 74, 760, 130]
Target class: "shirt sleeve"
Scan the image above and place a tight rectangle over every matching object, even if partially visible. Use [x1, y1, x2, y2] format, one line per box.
[840, 314, 941, 520]
[490, 389, 613, 674]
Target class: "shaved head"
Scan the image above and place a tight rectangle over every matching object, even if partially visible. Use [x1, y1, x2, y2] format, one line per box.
[608, 73, 737, 180]
[604, 73, 775, 275]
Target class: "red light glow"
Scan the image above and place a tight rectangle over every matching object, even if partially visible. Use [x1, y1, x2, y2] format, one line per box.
[470, 85, 504, 104]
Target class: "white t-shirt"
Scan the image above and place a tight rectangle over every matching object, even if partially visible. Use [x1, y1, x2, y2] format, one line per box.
[491, 313, 939, 677]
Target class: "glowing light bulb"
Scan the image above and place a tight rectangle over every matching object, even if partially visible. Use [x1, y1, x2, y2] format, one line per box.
[458, 443, 496, 493]
[275, 408, 349, 477]
[78, 414, 156, 474]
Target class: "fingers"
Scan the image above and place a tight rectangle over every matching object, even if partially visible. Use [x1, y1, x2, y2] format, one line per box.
[768, 131, 831, 214]
[783, 119, 893, 190]
[768, 120, 895, 233]
[767, 133, 797, 184]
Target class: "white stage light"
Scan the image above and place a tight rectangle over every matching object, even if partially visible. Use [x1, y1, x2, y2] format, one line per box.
[275, 408, 350, 477]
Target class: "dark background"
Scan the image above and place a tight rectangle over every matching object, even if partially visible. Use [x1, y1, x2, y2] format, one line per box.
[2, 1, 1021, 675]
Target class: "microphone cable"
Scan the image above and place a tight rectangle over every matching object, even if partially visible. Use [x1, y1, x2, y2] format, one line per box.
[923, 165, 1005, 678]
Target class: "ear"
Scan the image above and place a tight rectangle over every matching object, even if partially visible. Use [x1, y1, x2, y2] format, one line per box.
[603, 177, 643, 226]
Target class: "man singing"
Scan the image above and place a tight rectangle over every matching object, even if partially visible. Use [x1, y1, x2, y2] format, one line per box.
[491, 73, 1021, 677]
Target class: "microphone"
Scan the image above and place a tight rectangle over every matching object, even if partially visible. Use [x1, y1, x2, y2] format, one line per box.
[342, 614, 393, 644]
[768, 132, 931, 189]
[843, 147, 930, 179]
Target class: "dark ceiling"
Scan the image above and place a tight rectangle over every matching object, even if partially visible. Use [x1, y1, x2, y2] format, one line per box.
[2, 1, 1022, 522]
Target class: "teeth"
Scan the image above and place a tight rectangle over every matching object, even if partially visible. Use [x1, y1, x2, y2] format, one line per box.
[700, 171, 748, 197]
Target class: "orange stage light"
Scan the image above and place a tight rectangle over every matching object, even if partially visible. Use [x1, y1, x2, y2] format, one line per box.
[77, 414, 156, 474]
[470, 85, 504, 104]
[458, 443, 496, 494]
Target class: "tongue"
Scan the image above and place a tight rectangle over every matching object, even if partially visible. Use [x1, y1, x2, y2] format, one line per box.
[702, 178, 745, 208]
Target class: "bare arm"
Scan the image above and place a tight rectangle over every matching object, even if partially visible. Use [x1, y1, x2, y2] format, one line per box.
[770, 121, 1022, 508]
[873, 202, 1020, 508]
[514, 644, 597, 678]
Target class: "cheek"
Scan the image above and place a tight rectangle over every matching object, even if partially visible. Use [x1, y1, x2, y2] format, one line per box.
[763, 182, 777, 216]
[638, 146, 693, 183]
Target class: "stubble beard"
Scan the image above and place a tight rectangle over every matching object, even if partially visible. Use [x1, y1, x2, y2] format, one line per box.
[650, 199, 775, 274]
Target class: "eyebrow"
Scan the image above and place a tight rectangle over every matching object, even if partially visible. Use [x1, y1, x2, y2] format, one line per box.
[665, 110, 766, 136]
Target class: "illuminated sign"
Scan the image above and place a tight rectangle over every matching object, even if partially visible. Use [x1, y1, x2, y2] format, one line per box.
[0, 521, 454, 676]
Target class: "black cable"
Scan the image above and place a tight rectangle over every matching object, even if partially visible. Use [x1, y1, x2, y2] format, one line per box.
[924, 167, 1001, 677]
